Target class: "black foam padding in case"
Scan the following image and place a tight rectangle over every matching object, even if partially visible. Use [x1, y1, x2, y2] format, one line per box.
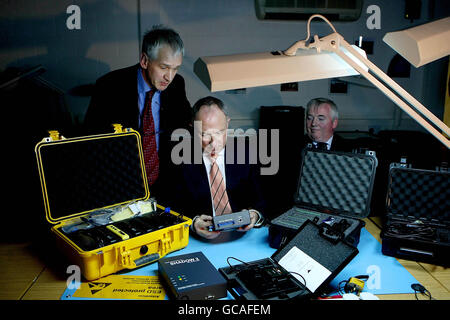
[273, 221, 358, 273]
[296, 150, 377, 218]
[38, 134, 147, 220]
[387, 167, 450, 222]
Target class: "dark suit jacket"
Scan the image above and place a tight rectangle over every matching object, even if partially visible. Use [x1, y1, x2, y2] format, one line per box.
[165, 140, 266, 219]
[84, 64, 192, 195]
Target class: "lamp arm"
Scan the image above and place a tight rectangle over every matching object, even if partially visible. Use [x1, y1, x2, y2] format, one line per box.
[320, 33, 449, 148]
[343, 40, 449, 135]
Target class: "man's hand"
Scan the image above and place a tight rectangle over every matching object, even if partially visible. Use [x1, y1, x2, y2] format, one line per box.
[193, 215, 221, 239]
[236, 209, 259, 232]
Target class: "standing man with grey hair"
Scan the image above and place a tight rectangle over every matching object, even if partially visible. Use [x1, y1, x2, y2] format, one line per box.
[84, 25, 192, 193]
[304, 97, 349, 151]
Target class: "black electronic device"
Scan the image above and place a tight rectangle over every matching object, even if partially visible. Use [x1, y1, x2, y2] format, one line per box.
[235, 261, 302, 299]
[319, 218, 352, 244]
[158, 251, 227, 300]
[219, 220, 358, 300]
[208, 210, 251, 232]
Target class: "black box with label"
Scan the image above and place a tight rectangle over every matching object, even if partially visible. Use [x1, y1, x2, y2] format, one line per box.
[158, 251, 227, 300]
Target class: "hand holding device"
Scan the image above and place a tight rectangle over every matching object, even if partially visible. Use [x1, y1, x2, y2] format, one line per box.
[193, 215, 221, 240]
[208, 210, 251, 232]
[236, 209, 261, 232]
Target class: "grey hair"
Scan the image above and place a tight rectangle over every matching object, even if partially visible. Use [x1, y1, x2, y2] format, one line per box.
[142, 25, 184, 61]
[306, 97, 339, 120]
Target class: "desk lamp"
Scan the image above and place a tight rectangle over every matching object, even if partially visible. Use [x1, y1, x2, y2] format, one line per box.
[194, 15, 450, 148]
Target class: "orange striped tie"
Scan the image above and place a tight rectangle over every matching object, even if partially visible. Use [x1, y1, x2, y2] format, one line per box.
[209, 159, 232, 215]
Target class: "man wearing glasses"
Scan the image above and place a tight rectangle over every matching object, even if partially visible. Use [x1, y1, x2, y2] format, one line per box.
[167, 96, 265, 240]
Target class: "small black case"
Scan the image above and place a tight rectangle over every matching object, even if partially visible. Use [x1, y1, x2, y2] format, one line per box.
[269, 148, 378, 249]
[381, 163, 450, 266]
[219, 220, 358, 300]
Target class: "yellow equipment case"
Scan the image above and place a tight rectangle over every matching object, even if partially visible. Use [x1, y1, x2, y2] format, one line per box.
[35, 125, 192, 281]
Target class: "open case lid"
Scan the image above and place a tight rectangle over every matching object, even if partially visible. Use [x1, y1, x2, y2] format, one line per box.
[35, 127, 149, 224]
[386, 164, 450, 223]
[272, 220, 358, 293]
[294, 148, 378, 219]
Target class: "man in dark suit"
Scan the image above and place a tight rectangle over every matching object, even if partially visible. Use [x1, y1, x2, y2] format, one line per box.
[84, 25, 192, 194]
[304, 97, 350, 151]
[167, 96, 265, 240]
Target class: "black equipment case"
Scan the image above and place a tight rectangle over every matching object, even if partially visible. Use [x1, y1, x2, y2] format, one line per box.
[269, 148, 378, 249]
[219, 220, 358, 300]
[381, 163, 450, 266]
[35, 126, 192, 280]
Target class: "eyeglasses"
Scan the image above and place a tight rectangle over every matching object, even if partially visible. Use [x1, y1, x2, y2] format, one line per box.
[200, 129, 227, 141]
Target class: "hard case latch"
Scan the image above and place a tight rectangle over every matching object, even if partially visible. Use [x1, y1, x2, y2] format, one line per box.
[43, 130, 66, 142]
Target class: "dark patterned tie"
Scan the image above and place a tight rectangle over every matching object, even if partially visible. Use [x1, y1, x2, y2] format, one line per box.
[209, 159, 232, 215]
[142, 90, 159, 186]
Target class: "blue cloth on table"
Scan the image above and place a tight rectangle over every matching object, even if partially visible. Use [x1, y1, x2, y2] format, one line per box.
[61, 227, 417, 299]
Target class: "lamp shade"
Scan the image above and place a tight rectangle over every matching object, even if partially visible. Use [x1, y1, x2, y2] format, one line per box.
[194, 45, 367, 92]
[383, 17, 450, 68]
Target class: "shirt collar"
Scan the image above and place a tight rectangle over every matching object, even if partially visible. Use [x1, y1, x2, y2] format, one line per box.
[326, 135, 333, 148]
[137, 67, 160, 95]
[313, 135, 334, 149]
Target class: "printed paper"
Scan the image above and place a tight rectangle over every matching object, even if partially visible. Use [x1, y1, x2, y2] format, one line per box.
[278, 246, 332, 293]
[73, 275, 165, 300]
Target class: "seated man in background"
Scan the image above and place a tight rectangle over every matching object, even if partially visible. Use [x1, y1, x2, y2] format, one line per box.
[167, 96, 265, 240]
[304, 97, 350, 151]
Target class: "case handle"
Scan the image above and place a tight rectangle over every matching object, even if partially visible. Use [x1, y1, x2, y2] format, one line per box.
[134, 252, 160, 267]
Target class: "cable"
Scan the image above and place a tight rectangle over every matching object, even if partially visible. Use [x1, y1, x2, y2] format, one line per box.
[338, 280, 348, 295]
[227, 256, 308, 299]
[411, 283, 433, 300]
[287, 271, 307, 288]
[226, 256, 251, 271]
[227, 256, 307, 287]
[304, 14, 337, 42]
[384, 221, 436, 241]
[284, 14, 338, 56]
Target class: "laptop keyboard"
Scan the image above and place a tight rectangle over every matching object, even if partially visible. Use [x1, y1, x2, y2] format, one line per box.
[271, 207, 322, 229]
